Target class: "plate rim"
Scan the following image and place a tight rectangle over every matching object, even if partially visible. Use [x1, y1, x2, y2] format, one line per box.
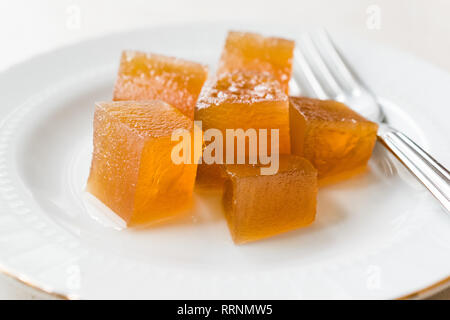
[1, 264, 448, 300]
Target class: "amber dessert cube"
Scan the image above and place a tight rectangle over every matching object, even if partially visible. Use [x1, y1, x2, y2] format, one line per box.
[195, 163, 227, 189]
[217, 31, 295, 94]
[113, 51, 208, 119]
[195, 71, 291, 188]
[87, 101, 197, 226]
[289, 97, 378, 184]
[223, 155, 317, 244]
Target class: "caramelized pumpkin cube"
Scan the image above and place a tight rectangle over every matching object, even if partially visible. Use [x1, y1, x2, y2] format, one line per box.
[195, 163, 227, 189]
[87, 101, 197, 226]
[113, 51, 208, 119]
[289, 97, 378, 184]
[195, 71, 291, 188]
[223, 155, 317, 244]
[217, 31, 295, 94]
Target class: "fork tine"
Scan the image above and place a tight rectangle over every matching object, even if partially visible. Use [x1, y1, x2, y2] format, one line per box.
[311, 29, 386, 122]
[312, 29, 363, 95]
[299, 33, 346, 101]
[293, 47, 328, 99]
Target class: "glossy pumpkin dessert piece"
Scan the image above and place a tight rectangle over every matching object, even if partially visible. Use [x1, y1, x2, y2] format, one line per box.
[195, 70, 291, 188]
[195, 163, 227, 189]
[217, 31, 295, 94]
[289, 97, 378, 184]
[113, 51, 208, 119]
[223, 155, 318, 244]
[87, 101, 197, 226]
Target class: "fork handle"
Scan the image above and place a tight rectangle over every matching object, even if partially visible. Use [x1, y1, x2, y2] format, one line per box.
[377, 123, 450, 213]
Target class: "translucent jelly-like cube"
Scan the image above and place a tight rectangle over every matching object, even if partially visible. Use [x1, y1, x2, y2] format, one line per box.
[195, 71, 291, 188]
[223, 155, 317, 244]
[113, 51, 208, 119]
[289, 97, 378, 184]
[195, 163, 227, 189]
[217, 31, 295, 94]
[87, 101, 197, 226]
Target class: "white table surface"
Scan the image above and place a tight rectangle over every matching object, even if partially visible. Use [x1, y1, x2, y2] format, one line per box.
[0, 0, 448, 300]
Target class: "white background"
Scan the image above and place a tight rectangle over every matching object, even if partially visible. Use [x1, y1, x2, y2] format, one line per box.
[0, 0, 448, 299]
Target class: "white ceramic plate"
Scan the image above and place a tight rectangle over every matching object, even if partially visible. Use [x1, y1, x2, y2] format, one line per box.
[0, 22, 449, 300]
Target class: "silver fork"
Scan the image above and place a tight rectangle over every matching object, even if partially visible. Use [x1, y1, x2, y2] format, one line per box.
[293, 29, 450, 213]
